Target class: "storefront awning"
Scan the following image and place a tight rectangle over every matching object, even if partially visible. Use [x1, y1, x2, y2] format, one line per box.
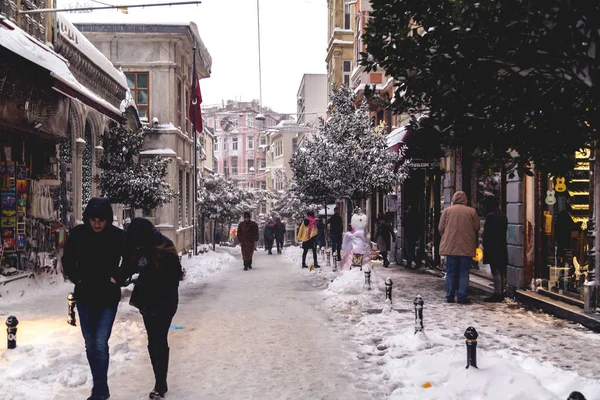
[0, 18, 123, 121]
[387, 126, 410, 152]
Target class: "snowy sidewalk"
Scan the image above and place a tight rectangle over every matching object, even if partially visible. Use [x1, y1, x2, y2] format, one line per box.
[288, 248, 600, 400]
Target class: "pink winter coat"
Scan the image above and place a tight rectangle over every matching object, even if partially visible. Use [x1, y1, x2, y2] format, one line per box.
[438, 191, 480, 257]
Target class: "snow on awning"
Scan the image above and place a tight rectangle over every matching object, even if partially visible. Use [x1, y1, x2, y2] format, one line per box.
[386, 126, 410, 149]
[0, 18, 123, 121]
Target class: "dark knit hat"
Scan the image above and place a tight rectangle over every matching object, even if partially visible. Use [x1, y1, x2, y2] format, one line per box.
[83, 197, 114, 224]
[243, 212, 251, 218]
[126, 217, 160, 248]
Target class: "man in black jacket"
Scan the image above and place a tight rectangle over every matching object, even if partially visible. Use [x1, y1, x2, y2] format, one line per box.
[328, 207, 343, 261]
[62, 197, 125, 400]
[274, 218, 286, 254]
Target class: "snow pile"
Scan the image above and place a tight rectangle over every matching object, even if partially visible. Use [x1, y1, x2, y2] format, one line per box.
[316, 268, 600, 400]
[180, 248, 236, 285]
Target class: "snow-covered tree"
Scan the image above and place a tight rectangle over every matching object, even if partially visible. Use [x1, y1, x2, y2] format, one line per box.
[198, 174, 254, 224]
[271, 184, 320, 222]
[290, 86, 409, 204]
[95, 121, 175, 212]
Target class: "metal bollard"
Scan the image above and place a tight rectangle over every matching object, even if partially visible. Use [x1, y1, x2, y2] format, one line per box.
[326, 250, 331, 267]
[464, 326, 478, 369]
[6, 315, 18, 349]
[188, 249, 193, 259]
[567, 392, 587, 400]
[332, 254, 337, 272]
[414, 295, 424, 333]
[67, 292, 77, 326]
[364, 270, 371, 290]
[385, 277, 393, 302]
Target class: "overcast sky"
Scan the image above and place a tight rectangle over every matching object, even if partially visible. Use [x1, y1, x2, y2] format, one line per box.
[58, 0, 328, 114]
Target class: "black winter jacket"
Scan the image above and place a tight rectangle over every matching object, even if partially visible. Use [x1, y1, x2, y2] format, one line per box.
[62, 198, 125, 306]
[124, 230, 182, 315]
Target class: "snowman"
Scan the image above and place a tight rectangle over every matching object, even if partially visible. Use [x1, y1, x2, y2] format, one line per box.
[340, 211, 371, 271]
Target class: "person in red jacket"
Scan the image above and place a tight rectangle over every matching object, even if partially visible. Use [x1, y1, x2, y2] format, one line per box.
[237, 212, 259, 270]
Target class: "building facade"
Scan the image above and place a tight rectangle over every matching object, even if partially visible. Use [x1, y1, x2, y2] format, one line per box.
[75, 22, 212, 252]
[296, 74, 327, 127]
[326, 0, 354, 99]
[203, 101, 287, 215]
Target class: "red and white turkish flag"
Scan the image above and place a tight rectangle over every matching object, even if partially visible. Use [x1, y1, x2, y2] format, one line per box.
[188, 67, 203, 131]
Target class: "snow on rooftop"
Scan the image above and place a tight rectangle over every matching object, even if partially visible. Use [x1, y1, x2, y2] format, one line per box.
[57, 14, 127, 90]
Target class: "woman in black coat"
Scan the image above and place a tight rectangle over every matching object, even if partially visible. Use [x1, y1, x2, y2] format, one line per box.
[375, 213, 395, 268]
[123, 218, 183, 400]
[62, 197, 125, 400]
[482, 197, 508, 302]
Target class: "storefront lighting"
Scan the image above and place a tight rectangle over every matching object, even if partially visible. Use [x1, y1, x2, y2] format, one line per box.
[571, 204, 590, 211]
[568, 191, 590, 196]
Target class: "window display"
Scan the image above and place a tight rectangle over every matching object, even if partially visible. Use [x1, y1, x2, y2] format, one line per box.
[541, 149, 591, 299]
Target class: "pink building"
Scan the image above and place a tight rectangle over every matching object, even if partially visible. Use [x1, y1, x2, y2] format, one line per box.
[203, 100, 287, 214]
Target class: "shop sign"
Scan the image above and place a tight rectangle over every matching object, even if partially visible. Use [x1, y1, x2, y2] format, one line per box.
[410, 160, 441, 169]
[0, 64, 69, 138]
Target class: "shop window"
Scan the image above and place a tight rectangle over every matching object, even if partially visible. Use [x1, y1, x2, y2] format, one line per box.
[125, 72, 150, 121]
[540, 149, 591, 299]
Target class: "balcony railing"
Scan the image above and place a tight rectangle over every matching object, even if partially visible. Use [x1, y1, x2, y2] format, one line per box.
[1, 0, 47, 43]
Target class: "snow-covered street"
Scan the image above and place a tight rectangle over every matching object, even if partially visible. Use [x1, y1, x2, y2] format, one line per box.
[2, 246, 600, 400]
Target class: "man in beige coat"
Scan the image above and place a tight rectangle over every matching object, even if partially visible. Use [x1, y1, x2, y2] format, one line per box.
[439, 191, 480, 304]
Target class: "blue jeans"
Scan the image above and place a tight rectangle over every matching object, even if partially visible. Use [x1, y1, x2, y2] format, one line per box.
[77, 302, 118, 397]
[445, 256, 471, 301]
[330, 233, 342, 257]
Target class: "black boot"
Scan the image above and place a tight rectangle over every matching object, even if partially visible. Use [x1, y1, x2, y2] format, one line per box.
[149, 346, 169, 398]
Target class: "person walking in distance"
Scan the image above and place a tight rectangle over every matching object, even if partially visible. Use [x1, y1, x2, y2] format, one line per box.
[482, 196, 508, 302]
[297, 210, 320, 269]
[274, 217, 286, 254]
[123, 218, 182, 400]
[375, 213, 395, 268]
[62, 197, 125, 400]
[264, 219, 275, 255]
[403, 205, 423, 269]
[328, 207, 343, 261]
[237, 212, 259, 270]
[438, 191, 480, 304]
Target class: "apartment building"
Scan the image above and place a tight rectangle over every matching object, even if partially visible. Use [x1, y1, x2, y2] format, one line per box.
[326, 0, 355, 99]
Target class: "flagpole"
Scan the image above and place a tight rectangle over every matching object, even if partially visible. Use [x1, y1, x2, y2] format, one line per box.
[192, 44, 198, 256]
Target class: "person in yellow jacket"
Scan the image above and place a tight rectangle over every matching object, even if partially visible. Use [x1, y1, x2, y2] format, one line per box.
[297, 211, 320, 269]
